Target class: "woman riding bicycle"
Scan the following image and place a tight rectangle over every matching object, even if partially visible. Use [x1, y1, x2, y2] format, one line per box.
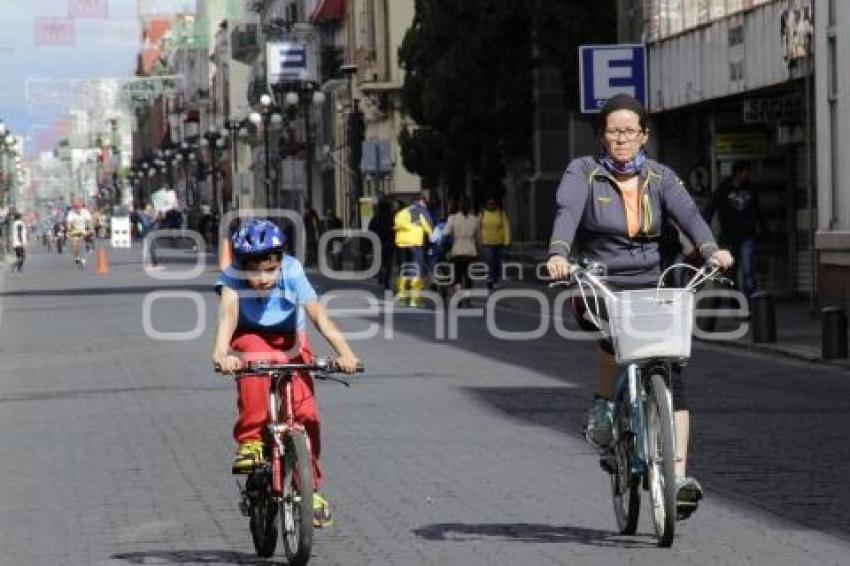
[212, 218, 360, 528]
[545, 94, 733, 515]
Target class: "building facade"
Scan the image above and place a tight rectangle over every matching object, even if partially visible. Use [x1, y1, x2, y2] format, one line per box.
[814, 0, 850, 302]
[620, 0, 814, 298]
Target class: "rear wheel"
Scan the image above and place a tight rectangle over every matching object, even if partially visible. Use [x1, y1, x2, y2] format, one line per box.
[611, 390, 640, 534]
[281, 431, 314, 566]
[247, 470, 278, 558]
[647, 373, 677, 547]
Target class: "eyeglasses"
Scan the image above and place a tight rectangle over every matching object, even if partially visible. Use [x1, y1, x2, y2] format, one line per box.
[603, 127, 643, 141]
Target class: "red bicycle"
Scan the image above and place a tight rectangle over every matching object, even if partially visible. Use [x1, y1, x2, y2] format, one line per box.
[221, 358, 362, 564]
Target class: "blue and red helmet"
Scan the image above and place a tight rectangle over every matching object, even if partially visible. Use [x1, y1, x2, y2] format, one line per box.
[231, 219, 286, 257]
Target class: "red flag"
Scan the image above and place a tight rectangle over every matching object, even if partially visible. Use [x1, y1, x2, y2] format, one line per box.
[34, 18, 75, 46]
[69, 0, 109, 19]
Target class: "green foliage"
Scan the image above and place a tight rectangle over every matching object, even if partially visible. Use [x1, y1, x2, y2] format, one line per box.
[398, 0, 617, 201]
[399, 0, 534, 200]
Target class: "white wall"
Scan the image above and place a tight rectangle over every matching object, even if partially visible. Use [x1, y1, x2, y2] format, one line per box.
[649, 2, 793, 112]
[815, 0, 850, 244]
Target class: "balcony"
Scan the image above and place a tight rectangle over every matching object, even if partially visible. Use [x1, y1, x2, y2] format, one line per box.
[231, 23, 260, 63]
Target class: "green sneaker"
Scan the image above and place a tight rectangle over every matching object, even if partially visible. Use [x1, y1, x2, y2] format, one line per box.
[313, 492, 334, 528]
[232, 440, 264, 475]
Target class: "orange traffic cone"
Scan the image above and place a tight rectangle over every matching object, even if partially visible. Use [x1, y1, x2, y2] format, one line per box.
[95, 247, 110, 275]
[218, 238, 233, 272]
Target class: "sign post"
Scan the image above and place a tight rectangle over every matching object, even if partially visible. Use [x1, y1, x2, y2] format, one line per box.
[579, 44, 647, 113]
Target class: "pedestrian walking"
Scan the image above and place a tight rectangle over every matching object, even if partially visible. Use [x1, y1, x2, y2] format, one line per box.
[478, 198, 511, 291]
[11, 212, 27, 273]
[367, 199, 395, 289]
[443, 195, 479, 305]
[705, 160, 764, 299]
[393, 193, 433, 307]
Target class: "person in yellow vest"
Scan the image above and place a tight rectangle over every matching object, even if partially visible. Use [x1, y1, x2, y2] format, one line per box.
[479, 198, 511, 291]
[393, 193, 433, 306]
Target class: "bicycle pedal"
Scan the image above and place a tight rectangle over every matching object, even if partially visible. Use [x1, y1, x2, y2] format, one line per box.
[599, 457, 615, 474]
[676, 501, 698, 521]
[239, 497, 252, 517]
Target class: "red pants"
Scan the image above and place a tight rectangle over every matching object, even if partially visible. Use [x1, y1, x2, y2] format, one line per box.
[230, 331, 323, 488]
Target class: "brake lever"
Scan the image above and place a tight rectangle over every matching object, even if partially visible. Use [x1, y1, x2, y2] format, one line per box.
[315, 374, 352, 387]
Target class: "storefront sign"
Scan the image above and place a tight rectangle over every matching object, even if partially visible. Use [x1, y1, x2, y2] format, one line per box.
[715, 132, 768, 157]
[743, 96, 802, 124]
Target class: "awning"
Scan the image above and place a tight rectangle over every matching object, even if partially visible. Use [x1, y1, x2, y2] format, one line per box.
[310, 0, 346, 24]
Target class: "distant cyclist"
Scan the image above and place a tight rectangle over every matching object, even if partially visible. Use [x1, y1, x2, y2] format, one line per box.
[66, 201, 93, 267]
[546, 94, 733, 516]
[212, 218, 360, 528]
[11, 212, 27, 273]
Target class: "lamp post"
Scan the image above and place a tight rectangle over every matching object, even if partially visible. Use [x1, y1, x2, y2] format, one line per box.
[177, 142, 198, 211]
[278, 73, 326, 213]
[249, 94, 283, 209]
[202, 127, 227, 218]
[224, 119, 248, 210]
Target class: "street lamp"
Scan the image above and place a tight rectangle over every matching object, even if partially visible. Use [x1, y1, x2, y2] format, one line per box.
[224, 119, 248, 210]
[203, 127, 226, 218]
[250, 94, 283, 208]
[177, 142, 197, 211]
[276, 72, 326, 213]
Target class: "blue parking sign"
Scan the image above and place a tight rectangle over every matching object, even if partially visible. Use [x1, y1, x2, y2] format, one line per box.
[579, 44, 647, 113]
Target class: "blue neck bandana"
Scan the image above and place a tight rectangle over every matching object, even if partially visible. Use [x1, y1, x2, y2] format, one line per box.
[599, 148, 647, 178]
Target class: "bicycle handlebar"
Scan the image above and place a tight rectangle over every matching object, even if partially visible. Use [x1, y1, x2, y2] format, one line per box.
[217, 357, 365, 377]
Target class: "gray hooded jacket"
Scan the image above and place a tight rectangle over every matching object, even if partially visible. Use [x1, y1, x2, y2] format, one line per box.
[548, 156, 718, 288]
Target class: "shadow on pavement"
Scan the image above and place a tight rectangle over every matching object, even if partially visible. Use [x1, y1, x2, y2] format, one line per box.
[460, 386, 588, 435]
[111, 549, 282, 565]
[412, 522, 656, 548]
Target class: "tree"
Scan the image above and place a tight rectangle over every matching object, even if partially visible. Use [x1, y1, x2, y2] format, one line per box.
[398, 0, 534, 205]
[399, 0, 618, 208]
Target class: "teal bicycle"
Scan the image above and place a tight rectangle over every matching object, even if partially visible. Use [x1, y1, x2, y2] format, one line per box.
[558, 259, 723, 547]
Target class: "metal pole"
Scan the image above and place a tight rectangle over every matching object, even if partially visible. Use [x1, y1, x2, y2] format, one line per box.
[211, 147, 219, 216]
[304, 97, 313, 213]
[231, 135, 239, 210]
[805, 32, 816, 314]
[264, 117, 272, 209]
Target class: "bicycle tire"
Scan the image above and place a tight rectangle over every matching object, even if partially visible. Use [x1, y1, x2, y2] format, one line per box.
[610, 389, 640, 535]
[247, 470, 278, 558]
[281, 431, 314, 566]
[647, 372, 677, 547]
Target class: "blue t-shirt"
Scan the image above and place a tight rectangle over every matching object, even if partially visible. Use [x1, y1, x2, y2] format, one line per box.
[215, 256, 318, 333]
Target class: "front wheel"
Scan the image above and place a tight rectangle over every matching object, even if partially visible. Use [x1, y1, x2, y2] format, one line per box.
[281, 431, 314, 566]
[611, 390, 640, 535]
[247, 470, 278, 557]
[647, 373, 677, 547]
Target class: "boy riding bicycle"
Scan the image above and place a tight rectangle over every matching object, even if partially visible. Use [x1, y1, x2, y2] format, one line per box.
[212, 218, 360, 528]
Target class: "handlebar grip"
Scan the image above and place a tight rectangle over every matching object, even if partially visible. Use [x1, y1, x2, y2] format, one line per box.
[327, 360, 365, 373]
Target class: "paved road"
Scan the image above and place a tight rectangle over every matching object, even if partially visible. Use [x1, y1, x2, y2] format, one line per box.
[1, 245, 849, 565]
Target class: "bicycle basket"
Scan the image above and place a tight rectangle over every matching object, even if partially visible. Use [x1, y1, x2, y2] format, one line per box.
[605, 289, 695, 364]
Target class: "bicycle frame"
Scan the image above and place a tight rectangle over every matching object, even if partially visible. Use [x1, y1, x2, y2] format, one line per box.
[265, 370, 308, 497]
[557, 260, 724, 546]
[611, 362, 673, 474]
